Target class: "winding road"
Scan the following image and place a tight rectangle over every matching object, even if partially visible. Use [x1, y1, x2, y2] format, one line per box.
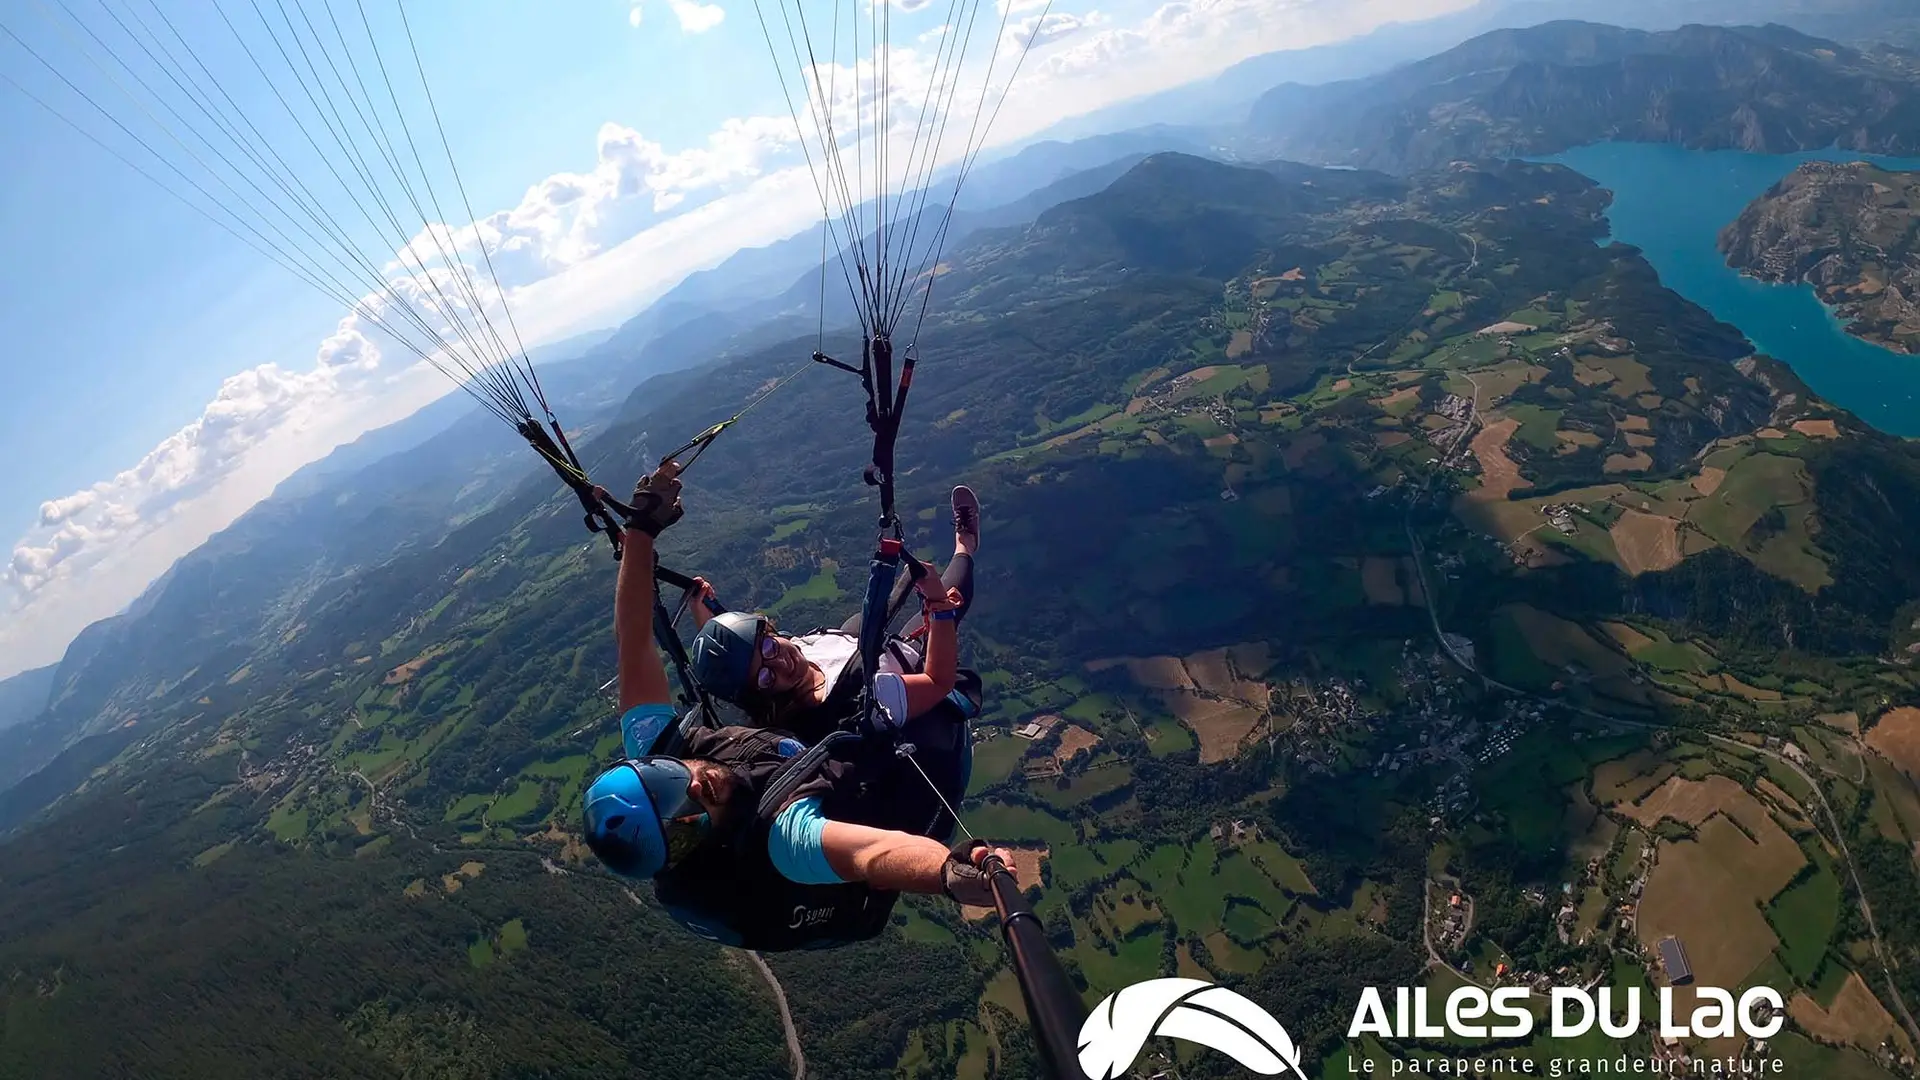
[746, 951, 807, 1080]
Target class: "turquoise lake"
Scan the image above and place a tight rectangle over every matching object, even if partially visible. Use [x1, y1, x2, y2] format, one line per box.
[1540, 143, 1920, 438]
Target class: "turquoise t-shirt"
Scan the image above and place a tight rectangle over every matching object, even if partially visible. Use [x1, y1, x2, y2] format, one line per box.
[769, 796, 845, 885]
[619, 702, 679, 759]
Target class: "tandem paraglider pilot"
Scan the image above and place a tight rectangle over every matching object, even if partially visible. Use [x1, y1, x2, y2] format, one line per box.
[579, 460, 1013, 951]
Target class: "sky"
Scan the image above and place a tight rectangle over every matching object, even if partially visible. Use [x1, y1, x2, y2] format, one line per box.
[0, 0, 1473, 679]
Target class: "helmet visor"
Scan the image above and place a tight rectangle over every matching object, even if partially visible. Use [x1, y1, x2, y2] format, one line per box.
[634, 758, 712, 869]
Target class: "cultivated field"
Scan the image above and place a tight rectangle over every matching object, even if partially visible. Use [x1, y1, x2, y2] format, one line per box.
[1867, 707, 1920, 780]
[1100, 645, 1272, 763]
[1637, 804, 1803, 1005]
[1789, 973, 1910, 1057]
[1467, 417, 1525, 500]
[1611, 510, 1684, 574]
[1053, 724, 1103, 765]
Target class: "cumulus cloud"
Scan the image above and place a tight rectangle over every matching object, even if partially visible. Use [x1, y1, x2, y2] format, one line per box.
[668, 0, 727, 32]
[1004, 11, 1103, 54]
[5, 319, 381, 602]
[628, 0, 725, 32]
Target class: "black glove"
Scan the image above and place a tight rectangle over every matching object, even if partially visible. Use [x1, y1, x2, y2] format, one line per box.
[941, 838, 998, 907]
[626, 465, 684, 538]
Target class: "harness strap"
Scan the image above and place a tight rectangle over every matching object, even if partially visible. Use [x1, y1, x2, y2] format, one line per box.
[755, 730, 862, 818]
[651, 558, 723, 733]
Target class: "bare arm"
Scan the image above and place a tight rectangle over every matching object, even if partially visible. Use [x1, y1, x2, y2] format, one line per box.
[901, 585, 961, 717]
[616, 461, 683, 711]
[819, 820, 1012, 897]
[616, 532, 672, 711]
[819, 820, 952, 893]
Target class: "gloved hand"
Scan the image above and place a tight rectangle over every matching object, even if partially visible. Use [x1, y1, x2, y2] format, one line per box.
[626, 460, 685, 537]
[942, 838, 1015, 907]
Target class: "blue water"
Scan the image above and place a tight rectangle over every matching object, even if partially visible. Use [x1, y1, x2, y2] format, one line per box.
[1541, 143, 1920, 437]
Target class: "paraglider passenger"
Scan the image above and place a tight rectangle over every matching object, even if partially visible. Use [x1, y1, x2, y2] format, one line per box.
[684, 485, 981, 744]
[579, 462, 1010, 950]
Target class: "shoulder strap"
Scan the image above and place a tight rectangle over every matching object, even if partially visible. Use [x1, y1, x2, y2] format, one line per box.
[754, 729, 865, 819]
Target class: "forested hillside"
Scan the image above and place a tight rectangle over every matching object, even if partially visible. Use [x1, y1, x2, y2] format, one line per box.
[5, 149, 1920, 1078]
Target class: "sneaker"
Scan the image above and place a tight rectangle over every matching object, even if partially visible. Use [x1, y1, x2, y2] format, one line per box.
[951, 485, 980, 546]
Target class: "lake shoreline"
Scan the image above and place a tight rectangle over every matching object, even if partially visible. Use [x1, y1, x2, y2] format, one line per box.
[1542, 143, 1920, 439]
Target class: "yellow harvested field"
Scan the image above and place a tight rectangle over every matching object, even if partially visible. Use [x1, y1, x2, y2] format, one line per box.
[1691, 467, 1728, 496]
[1479, 321, 1533, 335]
[1111, 646, 1271, 764]
[1332, 378, 1352, 392]
[1867, 707, 1920, 780]
[1624, 432, 1657, 449]
[1204, 434, 1239, 448]
[1362, 557, 1407, 605]
[1789, 973, 1910, 1056]
[1792, 419, 1841, 439]
[1468, 418, 1525, 501]
[1622, 775, 1747, 828]
[1226, 331, 1255, 358]
[1125, 656, 1196, 692]
[1604, 451, 1654, 473]
[1620, 415, 1651, 431]
[1593, 751, 1667, 805]
[1638, 806, 1802, 1001]
[1757, 428, 1788, 440]
[1611, 511, 1684, 575]
[1054, 724, 1102, 765]
[962, 847, 1050, 920]
[1183, 703, 1265, 764]
[1379, 387, 1420, 411]
[1557, 430, 1603, 449]
[442, 861, 486, 893]
[386, 644, 451, 685]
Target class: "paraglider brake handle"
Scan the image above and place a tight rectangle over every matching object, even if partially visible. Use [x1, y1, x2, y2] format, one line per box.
[812, 350, 863, 376]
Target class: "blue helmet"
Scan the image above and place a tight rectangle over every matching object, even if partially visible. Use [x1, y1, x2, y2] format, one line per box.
[690, 611, 766, 703]
[581, 758, 711, 879]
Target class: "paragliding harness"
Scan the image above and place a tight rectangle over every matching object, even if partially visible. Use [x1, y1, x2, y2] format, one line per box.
[590, 332, 1090, 1073]
[636, 552, 984, 953]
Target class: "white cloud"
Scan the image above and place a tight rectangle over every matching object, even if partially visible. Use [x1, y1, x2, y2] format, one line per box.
[0, 0, 1479, 678]
[2, 319, 385, 647]
[668, 0, 727, 32]
[629, 0, 725, 32]
[1003, 11, 1103, 54]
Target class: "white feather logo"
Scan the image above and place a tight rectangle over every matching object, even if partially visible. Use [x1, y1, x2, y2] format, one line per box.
[1077, 977, 1303, 1079]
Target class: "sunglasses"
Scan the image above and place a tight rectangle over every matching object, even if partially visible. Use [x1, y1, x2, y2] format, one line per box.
[662, 809, 712, 867]
[754, 631, 779, 690]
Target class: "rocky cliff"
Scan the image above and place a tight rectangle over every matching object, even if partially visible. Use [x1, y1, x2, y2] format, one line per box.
[1721, 160, 1920, 355]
